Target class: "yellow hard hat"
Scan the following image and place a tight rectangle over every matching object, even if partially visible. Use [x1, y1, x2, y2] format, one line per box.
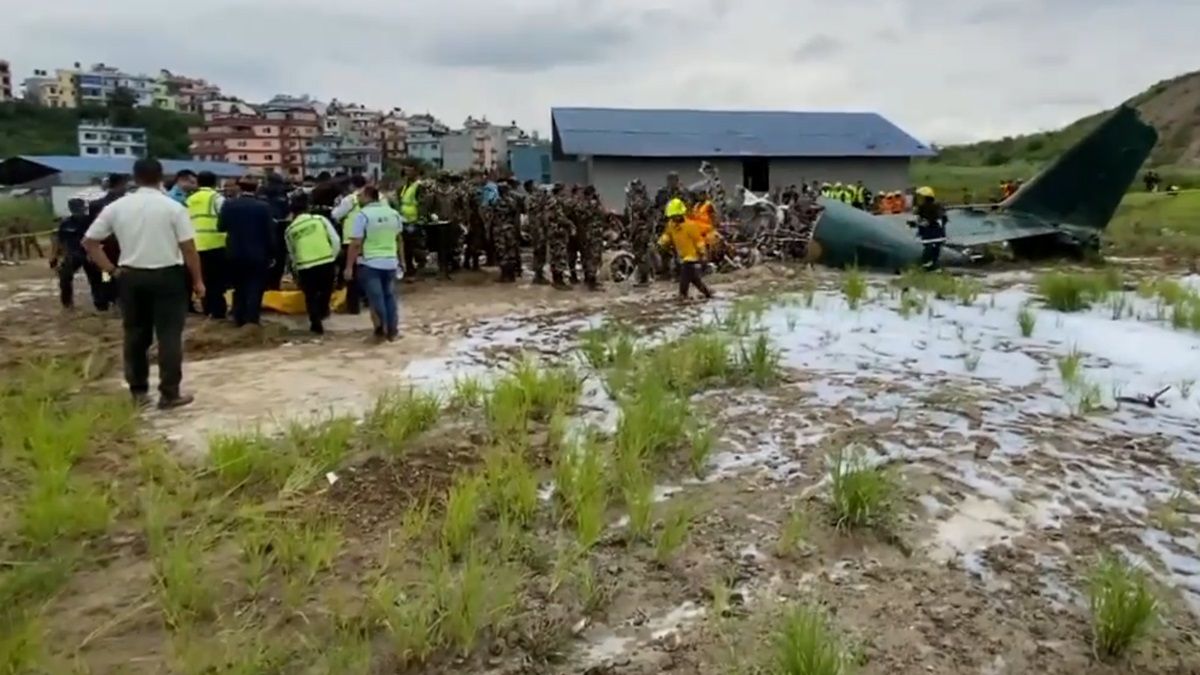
[665, 197, 687, 218]
[915, 186, 935, 198]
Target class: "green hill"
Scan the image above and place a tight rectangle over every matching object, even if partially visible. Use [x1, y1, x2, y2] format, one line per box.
[0, 101, 200, 159]
[928, 70, 1200, 169]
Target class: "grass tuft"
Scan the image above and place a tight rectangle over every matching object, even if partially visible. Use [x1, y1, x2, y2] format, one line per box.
[737, 334, 783, 387]
[1036, 271, 1119, 312]
[771, 604, 856, 675]
[1058, 347, 1083, 385]
[1089, 555, 1159, 661]
[654, 501, 694, 564]
[365, 388, 441, 453]
[841, 267, 868, 310]
[441, 473, 484, 559]
[828, 448, 894, 531]
[1017, 306, 1037, 337]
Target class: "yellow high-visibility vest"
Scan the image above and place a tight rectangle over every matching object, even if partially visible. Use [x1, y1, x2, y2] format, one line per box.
[399, 182, 421, 222]
[187, 188, 224, 251]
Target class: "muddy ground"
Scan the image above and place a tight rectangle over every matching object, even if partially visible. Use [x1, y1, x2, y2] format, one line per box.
[2, 260, 1199, 674]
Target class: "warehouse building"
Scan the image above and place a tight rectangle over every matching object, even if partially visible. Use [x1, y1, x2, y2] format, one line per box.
[551, 107, 934, 209]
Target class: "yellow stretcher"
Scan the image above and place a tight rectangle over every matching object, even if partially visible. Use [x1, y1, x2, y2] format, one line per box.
[224, 288, 348, 315]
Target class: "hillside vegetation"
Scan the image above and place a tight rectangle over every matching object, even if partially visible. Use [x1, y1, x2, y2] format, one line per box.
[0, 101, 199, 159]
[929, 70, 1200, 168]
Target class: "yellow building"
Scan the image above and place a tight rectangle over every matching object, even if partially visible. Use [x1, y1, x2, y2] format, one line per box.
[152, 76, 177, 111]
[55, 67, 79, 108]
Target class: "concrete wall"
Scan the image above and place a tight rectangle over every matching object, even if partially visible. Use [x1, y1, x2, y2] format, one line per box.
[586, 157, 744, 211]
[559, 155, 913, 210]
[766, 157, 911, 193]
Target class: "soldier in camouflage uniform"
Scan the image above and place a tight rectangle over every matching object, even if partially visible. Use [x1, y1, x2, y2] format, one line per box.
[546, 184, 572, 289]
[524, 180, 551, 285]
[564, 186, 583, 284]
[625, 179, 655, 286]
[493, 181, 523, 282]
[578, 185, 604, 290]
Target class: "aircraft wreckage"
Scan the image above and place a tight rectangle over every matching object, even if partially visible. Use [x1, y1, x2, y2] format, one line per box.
[627, 104, 1157, 275]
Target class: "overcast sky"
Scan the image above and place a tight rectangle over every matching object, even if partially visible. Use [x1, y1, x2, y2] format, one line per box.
[3, 0, 1196, 144]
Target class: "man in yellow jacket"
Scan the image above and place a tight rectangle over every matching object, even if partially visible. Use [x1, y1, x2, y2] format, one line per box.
[659, 198, 713, 301]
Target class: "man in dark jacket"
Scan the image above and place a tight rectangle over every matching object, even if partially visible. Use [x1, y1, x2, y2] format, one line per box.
[259, 173, 292, 290]
[86, 173, 129, 309]
[51, 198, 107, 310]
[218, 178, 277, 327]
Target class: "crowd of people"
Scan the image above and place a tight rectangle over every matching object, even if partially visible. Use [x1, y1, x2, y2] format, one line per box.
[45, 156, 959, 407]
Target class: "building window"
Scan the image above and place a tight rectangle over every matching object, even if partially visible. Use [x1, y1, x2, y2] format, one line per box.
[237, 154, 249, 161]
[236, 140, 247, 148]
[83, 133, 96, 140]
[85, 147, 98, 155]
[113, 147, 126, 155]
[264, 154, 274, 161]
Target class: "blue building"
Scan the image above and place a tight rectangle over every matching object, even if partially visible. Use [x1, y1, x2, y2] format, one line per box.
[77, 65, 155, 107]
[509, 142, 551, 184]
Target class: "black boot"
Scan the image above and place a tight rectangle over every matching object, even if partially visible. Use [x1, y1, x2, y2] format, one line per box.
[552, 271, 570, 290]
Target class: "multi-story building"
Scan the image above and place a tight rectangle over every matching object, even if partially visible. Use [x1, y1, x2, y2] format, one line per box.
[405, 114, 449, 169]
[190, 96, 321, 177]
[23, 69, 69, 107]
[1, 60, 13, 102]
[305, 135, 382, 179]
[201, 99, 257, 119]
[443, 116, 529, 172]
[77, 63, 155, 107]
[160, 71, 222, 115]
[380, 109, 409, 163]
[55, 66, 80, 108]
[77, 122, 147, 158]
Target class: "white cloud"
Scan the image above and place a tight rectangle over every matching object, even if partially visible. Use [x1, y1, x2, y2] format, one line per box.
[3, 0, 1196, 144]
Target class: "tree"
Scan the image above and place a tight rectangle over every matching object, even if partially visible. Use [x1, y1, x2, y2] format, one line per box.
[108, 87, 138, 127]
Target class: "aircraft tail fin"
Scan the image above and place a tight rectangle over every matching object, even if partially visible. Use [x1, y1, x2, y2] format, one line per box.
[1003, 105, 1158, 230]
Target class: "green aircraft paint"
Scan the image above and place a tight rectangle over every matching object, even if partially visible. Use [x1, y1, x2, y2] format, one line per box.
[807, 105, 1159, 271]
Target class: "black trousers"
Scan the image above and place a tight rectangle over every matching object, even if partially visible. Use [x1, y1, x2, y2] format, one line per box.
[229, 259, 268, 326]
[426, 224, 453, 278]
[57, 254, 108, 309]
[198, 249, 228, 319]
[118, 266, 188, 399]
[266, 220, 289, 290]
[678, 261, 713, 299]
[296, 263, 335, 333]
[921, 243, 943, 270]
[335, 245, 361, 314]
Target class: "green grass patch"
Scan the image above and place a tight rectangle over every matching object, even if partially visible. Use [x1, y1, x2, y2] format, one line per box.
[365, 388, 442, 453]
[840, 267, 868, 310]
[770, 604, 858, 675]
[828, 448, 895, 531]
[1036, 271, 1121, 312]
[1089, 555, 1159, 661]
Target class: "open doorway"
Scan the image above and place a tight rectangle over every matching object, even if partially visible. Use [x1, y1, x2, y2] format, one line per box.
[742, 158, 770, 193]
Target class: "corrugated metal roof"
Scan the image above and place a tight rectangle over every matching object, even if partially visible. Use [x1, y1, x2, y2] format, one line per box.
[552, 107, 934, 158]
[13, 155, 248, 176]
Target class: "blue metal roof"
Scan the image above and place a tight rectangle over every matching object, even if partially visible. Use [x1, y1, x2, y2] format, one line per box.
[552, 107, 934, 158]
[13, 155, 247, 177]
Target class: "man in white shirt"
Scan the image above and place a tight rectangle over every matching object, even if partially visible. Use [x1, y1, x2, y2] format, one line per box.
[83, 158, 205, 410]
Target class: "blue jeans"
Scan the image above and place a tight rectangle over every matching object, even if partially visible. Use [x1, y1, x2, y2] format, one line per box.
[357, 265, 398, 336]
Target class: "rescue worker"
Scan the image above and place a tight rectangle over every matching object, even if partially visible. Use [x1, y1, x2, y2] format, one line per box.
[820, 183, 832, 198]
[186, 171, 227, 319]
[547, 184, 572, 289]
[86, 173, 129, 310]
[578, 186, 603, 290]
[625, 179, 655, 286]
[331, 175, 368, 314]
[344, 186, 403, 342]
[527, 180, 550, 285]
[396, 166, 426, 278]
[909, 186, 948, 270]
[420, 174, 456, 279]
[284, 192, 340, 335]
[659, 198, 712, 301]
[51, 198, 106, 311]
[218, 177, 276, 328]
[494, 180, 523, 283]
